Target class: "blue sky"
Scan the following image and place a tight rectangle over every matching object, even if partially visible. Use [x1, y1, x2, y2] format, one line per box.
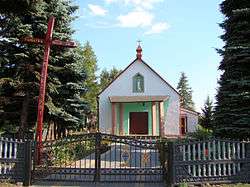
[72, 0, 224, 111]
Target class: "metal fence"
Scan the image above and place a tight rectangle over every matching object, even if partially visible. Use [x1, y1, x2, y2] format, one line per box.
[0, 137, 32, 186]
[32, 133, 164, 183]
[167, 138, 250, 186]
[1, 135, 250, 186]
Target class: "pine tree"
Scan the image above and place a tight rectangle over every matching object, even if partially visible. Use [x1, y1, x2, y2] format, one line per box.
[214, 0, 250, 139]
[199, 96, 214, 130]
[0, 0, 89, 138]
[177, 72, 195, 110]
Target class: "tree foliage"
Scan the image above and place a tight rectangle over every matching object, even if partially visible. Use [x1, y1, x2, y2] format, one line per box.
[0, 0, 89, 138]
[177, 72, 195, 110]
[199, 96, 214, 130]
[99, 67, 121, 91]
[214, 0, 250, 139]
[79, 42, 99, 115]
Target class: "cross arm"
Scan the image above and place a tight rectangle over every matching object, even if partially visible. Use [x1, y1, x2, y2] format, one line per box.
[22, 37, 44, 44]
[52, 40, 77, 48]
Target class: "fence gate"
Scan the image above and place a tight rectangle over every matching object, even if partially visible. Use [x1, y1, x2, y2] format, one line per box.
[32, 133, 165, 184]
[98, 134, 164, 182]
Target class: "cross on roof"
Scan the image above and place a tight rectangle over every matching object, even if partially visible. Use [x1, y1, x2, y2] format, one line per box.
[137, 40, 142, 46]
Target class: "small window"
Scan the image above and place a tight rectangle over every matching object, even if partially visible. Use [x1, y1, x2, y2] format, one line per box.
[180, 117, 187, 135]
[133, 73, 144, 93]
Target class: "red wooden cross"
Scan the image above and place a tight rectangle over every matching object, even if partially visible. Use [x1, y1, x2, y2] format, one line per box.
[22, 16, 77, 163]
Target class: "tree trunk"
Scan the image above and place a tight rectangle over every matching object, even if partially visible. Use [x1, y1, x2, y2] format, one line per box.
[19, 93, 30, 139]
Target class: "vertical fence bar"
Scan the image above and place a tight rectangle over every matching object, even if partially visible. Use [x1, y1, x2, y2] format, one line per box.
[218, 141, 221, 160]
[94, 133, 101, 182]
[4, 138, 7, 174]
[192, 165, 196, 177]
[8, 138, 13, 172]
[222, 141, 226, 175]
[218, 164, 221, 176]
[198, 143, 201, 160]
[208, 141, 211, 160]
[242, 143, 245, 159]
[23, 140, 32, 186]
[237, 143, 240, 159]
[202, 142, 206, 176]
[183, 145, 186, 161]
[237, 142, 241, 172]
[228, 142, 231, 159]
[0, 137, 2, 175]
[213, 140, 216, 160]
[192, 144, 196, 161]
[232, 143, 236, 175]
[202, 142, 206, 160]
[188, 144, 191, 174]
[228, 163, 231, 176]
[166, 142, 174, 187]
[197, 143, 201, 176]
[208, 141, 211, 176]
[232, 143, 236, 159]
[222, 142, 226, 159]
[213, 140, 216, 176]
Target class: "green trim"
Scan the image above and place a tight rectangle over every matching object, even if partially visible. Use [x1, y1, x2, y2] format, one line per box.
[163, 99, 170, 134]
[116, 104, 120, 134]
[156, 102, 159, 135]
[123, 102, 152, 135]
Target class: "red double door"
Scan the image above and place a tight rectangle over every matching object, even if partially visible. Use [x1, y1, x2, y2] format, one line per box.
[129, 112, 148, 135]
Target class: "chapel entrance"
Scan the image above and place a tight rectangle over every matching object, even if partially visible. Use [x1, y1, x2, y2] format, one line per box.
[129, 112, 148, 135]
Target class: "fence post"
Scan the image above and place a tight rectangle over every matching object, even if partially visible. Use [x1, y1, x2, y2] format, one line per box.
[167, 141, 175, 187]
[94, 133, 101, 182]
[23, 140, 32, 186]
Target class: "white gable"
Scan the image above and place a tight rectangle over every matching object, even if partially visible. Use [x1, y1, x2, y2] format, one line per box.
[99, 60, 179, 98]
[99, 60, 181, 135]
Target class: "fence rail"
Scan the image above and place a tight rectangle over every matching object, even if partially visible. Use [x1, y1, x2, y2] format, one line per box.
[168, 138, 250, 185]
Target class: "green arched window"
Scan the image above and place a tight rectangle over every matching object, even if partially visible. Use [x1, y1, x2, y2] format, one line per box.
[133, 73, 144, 93]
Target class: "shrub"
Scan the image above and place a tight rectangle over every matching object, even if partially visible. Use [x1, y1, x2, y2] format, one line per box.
[186, 125, 213, 140]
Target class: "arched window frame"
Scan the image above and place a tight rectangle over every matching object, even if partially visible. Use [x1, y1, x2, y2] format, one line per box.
[133, 73, 144, 93]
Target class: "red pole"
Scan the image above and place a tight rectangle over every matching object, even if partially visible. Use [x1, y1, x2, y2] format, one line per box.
[36, 16, 55, 164]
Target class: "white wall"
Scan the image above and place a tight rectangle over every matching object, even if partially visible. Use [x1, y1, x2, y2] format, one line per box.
[186, 112, 198, 132]
[99, 60, 180, 136]
[181, 109, 199, 133]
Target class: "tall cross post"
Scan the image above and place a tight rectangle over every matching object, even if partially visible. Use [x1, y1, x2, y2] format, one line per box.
[22, 16, 77, 163]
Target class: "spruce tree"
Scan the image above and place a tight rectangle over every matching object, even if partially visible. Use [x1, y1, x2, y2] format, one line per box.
[199, 96, 214, 130]
[177, 72, 195, 110]
[214, 0, 250, 139]
[0, 0, 88, 138]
